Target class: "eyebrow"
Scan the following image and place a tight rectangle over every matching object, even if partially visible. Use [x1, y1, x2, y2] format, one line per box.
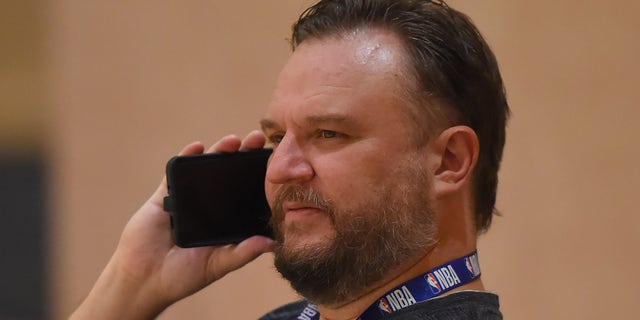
[306, 114, 354, 126]
[260, 118, 279, 132]
[260, 114, 356, 132]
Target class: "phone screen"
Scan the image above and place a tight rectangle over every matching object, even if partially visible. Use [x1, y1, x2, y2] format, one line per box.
[164, 149, 273, 247]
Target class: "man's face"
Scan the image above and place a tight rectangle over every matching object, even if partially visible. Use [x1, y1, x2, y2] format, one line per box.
[261, 30, 437, 305]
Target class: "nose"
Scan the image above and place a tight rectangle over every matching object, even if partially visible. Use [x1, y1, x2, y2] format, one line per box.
[265, 133, 314, 185]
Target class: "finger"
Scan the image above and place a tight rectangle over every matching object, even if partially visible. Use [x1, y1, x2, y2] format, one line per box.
[239, 130, 267, 150]
[178, 141, 205, 156]
[206, 134, 242, 153]
[208, 236, 275, 280]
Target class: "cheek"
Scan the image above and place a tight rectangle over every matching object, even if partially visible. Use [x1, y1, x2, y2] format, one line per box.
[313, 153, 394, 206]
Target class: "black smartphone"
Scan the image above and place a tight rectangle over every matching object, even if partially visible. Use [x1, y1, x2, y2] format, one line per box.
[163, 148, 273, 248]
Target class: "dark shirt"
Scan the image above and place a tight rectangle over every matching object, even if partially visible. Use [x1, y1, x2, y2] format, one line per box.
[260, 291, 502, 320]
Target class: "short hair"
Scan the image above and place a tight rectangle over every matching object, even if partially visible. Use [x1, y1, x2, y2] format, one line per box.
[290, 0, 510, 232]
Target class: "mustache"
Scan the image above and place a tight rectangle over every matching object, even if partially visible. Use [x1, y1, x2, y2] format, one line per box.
[272, 185, 334, 219]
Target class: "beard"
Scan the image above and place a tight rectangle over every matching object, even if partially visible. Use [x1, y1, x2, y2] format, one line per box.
[270, 156, 437, 306]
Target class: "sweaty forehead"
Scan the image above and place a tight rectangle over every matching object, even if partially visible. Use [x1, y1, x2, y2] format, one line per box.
[298, 29, 404, 78]
[267, 29, 412, 113]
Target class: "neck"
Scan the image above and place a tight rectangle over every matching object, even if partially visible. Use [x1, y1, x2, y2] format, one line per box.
[315, 244, 484, 320]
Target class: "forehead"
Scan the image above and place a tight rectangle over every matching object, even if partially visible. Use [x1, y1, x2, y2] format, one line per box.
[266, 29, 414, 123]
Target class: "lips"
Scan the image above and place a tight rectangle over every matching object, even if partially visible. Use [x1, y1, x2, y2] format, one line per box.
[283, 201, 322, 213]
[281, 202, 327, 222]
[271, 186, 332, 225]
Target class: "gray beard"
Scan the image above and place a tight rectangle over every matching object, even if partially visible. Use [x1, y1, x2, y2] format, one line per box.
[271, 160, 436, 306]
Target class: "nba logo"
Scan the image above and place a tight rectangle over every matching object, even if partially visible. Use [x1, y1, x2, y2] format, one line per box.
[465, 257, 475, 276]
[426, 273, 441, 294]
[464, 254, 480, 277]
[378, 298, 392, 313]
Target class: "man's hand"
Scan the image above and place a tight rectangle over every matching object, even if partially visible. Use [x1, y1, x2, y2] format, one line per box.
[71, 131, 275, 320]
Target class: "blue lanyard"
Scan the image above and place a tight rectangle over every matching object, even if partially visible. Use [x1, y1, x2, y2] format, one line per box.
[296, 250, 481, 320]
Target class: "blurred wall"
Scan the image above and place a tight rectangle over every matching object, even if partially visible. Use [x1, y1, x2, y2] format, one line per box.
[40, 1, 640, 319]
[0, 1, 48, 319]
[0, 0, 47, 154]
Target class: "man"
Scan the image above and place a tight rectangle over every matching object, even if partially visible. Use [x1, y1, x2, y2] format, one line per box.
[72, 0, 509, 319]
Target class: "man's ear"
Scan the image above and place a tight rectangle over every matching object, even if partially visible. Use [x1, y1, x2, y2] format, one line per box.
[430, 126, 479, 197]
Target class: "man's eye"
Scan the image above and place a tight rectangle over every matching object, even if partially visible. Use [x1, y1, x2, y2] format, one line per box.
[269, 134, 284, 144]
[321, 130, 338, 138]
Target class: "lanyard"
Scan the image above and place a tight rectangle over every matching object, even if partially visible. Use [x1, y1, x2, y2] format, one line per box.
[296, 250, 481, 320]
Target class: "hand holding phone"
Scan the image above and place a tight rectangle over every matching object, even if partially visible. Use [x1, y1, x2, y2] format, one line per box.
[164, 148, 273, 247]
[71, 137, 276, 319]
